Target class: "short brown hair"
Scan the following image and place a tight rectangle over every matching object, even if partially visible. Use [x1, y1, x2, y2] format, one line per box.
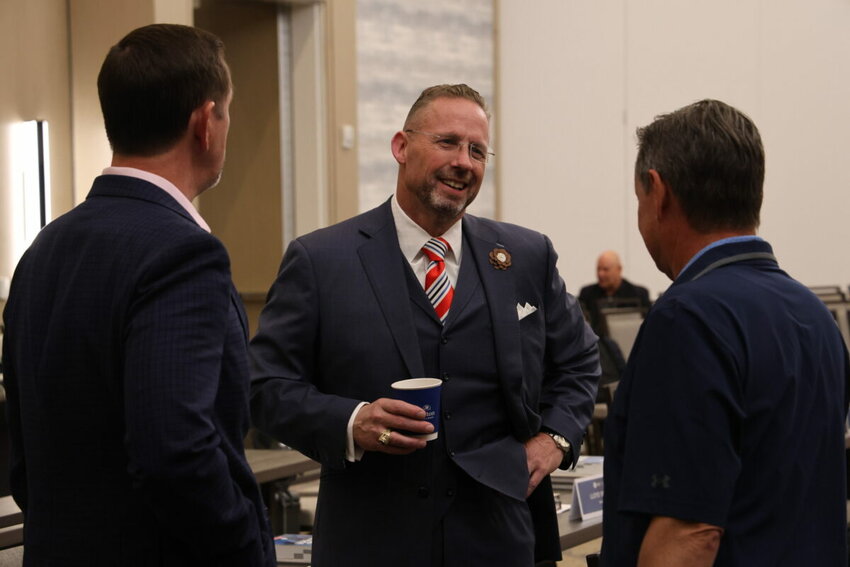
[403, 84, 490, 129]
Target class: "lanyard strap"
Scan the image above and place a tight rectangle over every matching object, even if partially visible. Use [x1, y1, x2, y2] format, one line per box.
[688, 252, 777, 282]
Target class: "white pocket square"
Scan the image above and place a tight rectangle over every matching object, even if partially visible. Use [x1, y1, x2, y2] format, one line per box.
[516, 302, 538, 321]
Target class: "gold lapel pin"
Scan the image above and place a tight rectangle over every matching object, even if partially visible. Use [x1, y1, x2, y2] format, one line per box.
[489, 248, 512, 270]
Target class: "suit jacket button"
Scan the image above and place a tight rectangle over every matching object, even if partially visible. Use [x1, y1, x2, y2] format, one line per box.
[417, 486, 430, 498]
[441, 337, 448, 344]
[444, 412, 452, 420]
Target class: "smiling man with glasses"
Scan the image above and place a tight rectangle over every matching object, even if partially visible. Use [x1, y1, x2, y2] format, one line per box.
[250, 83, 600, 567]
[390, 87, 493, 235]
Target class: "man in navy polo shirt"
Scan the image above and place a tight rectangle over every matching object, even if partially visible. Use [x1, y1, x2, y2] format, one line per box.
[601, 99, 850, 566]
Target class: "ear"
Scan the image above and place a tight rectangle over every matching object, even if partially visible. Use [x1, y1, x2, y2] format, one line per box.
[191, 100, 216, 151]
[646, 169, 672, 220]
[390, 131, 408, 165]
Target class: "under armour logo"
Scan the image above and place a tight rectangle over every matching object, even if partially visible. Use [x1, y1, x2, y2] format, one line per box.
[651, 473, 671, 489]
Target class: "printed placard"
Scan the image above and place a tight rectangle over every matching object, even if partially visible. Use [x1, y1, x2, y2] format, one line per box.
[569, 474, 604, 520]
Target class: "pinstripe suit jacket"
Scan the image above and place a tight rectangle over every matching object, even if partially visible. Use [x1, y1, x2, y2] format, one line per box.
[2, 175, 274, 566]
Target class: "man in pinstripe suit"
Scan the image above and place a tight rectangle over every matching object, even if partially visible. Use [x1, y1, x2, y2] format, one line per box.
[1, 24, 274, 566]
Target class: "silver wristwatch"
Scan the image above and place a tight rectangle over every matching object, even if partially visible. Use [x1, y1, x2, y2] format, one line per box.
[546, 432, 572, 465]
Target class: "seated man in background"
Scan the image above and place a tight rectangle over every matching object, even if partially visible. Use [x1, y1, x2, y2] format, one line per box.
[579, 250, 651, 336]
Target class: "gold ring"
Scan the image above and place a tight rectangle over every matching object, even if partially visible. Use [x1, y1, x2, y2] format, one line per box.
[378, 429, 392, 446]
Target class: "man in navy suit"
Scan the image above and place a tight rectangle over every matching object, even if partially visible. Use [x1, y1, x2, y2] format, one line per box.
[1, 24, 275, 566]
[250, 84, 600, 566]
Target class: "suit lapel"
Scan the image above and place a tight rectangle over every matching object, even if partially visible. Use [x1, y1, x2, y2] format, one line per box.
[463, 216, 535, 440]
[441, 234, 479, 328]
[357, 202, 426, 378]
[405, 264, 442, 324]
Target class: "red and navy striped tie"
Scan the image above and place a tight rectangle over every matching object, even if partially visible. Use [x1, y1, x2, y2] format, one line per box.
[422, 237, 454, 323]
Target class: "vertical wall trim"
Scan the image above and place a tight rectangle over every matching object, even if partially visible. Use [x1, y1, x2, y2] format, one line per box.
[291, 2, 328, 237]
[324, 0, 359, 224]
[277, 6, 295, 248]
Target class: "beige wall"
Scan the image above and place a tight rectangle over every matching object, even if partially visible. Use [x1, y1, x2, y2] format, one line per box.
[0, 0, 194, 295]
[498, 0, 850, 298]
[70, 1, 151, 206]
[325, 0, 358, 224]
[0, 0, 73, 287]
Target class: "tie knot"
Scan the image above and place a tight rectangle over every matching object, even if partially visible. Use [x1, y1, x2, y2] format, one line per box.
[422, 237, 450, 262]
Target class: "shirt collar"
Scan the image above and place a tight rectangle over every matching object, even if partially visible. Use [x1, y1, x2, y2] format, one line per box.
[677, 235, 763, 280]
[102, 166, 211, 233]
[390, 195, 463, 264]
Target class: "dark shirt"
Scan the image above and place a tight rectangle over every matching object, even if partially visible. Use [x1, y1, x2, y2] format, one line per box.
[601, 239, 850, 566]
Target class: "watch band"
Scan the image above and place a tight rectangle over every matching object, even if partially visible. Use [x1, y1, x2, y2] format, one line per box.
[546, 432, 572, 466]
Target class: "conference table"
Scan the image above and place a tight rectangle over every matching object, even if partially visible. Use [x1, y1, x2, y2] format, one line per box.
[0, 497, 22, 549]
[247, 449, 321, 535]
[557, 502, 602, 550]
[246, 448, 320, 485]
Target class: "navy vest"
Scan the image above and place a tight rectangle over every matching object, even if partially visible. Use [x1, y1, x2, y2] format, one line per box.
[404, 239, 528, 500]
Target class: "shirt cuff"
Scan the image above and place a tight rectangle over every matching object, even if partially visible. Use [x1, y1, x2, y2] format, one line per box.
[346, 401, 369, 462]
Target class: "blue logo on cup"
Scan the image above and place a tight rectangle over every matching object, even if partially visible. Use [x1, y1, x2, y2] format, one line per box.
[391, 378, 442, 441]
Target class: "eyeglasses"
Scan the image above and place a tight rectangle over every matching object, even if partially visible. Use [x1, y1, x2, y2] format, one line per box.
[405, 129, 495, 164]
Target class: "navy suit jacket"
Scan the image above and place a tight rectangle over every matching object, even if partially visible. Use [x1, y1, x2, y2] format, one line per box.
[2, 175, 275, 566]
[250, 199, 599, 563]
